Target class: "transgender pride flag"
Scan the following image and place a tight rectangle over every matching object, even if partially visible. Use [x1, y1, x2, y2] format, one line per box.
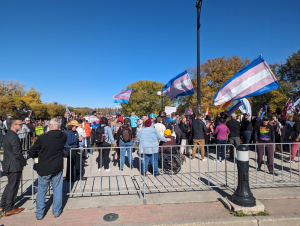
[113, 88, 132, 104]
[213, 56, 280, 106]
[163, 70, 195, 100]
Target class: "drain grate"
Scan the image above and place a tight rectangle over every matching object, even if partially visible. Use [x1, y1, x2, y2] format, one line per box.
[103, 213, 119, 222]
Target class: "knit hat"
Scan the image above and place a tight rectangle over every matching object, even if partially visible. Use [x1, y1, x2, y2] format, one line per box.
[144, 119, 152, 127]
[118, 116, 123, 122]
[164, 129, 171, 136]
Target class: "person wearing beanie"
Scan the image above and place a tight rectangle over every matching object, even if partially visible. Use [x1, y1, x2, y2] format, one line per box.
[160, 129, 176, 152]
[136, 119, 171, 176]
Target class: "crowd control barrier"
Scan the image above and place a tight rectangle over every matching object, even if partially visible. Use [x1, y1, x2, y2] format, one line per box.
[1, 141, 300, 206]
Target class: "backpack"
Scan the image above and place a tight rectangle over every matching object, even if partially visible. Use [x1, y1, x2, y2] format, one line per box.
[95, 126, 105, 144]
[120, 126, 132, 143]
[174, 125, 182, 140]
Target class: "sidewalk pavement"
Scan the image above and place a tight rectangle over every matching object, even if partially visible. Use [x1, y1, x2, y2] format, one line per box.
[1, 198, 300, 226]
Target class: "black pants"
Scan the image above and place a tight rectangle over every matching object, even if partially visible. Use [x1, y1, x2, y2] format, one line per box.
[97, 143, 111, 169]
[0, 171, 22, 212]
[91, 129, 96, 145]
[66, 149, 82, 182]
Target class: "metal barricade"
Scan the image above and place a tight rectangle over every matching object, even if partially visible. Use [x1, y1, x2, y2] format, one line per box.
[2, 139, 299, 206]
[67, 146, 145, 199]
[247, 142, 300, 186]
[141, 144, 236, 203]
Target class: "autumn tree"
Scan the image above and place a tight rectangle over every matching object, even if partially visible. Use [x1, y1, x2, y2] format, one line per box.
[120, 80, 171, 116]
[22, 87, 42, 104]
[278, 48, 300, 99]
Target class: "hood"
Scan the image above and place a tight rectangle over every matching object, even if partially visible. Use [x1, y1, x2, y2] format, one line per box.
[47, 130, 65, 138]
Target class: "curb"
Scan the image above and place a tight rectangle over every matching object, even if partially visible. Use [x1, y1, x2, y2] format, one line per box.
[119, 214, 300, 226]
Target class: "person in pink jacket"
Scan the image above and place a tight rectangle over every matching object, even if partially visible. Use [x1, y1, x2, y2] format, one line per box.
[214, 118, 230, 162]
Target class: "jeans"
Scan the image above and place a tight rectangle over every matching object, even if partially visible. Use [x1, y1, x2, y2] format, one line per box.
[242, 131, 252, 144]
[228, 137, 240, 159]
[216, 139, 226, 161]
[141, 153, 159, 175]
[35, 171, 63, 219]
[119, 140, 134, 170]
[86, 136, 92, 154]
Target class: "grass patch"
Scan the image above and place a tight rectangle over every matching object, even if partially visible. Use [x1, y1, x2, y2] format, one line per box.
[232, 210, 269, 217]
[233, 210, 247, 217]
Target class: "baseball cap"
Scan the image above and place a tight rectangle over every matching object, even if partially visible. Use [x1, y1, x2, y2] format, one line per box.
[6, 113, 12, 116]
[149, 113, 157, 118]
[25, 117, 30, 121]
[263, 116, 269, 121]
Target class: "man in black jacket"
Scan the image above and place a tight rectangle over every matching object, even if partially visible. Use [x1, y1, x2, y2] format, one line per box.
[28, 118, 67, 220]
[190, 114, 207, 161]
[179, 116, 189, 155]
[60, 111, 68, 132]
[226, 113, 241, 159]
[0, 118, 27, 216]
[241, 113, 253, 144]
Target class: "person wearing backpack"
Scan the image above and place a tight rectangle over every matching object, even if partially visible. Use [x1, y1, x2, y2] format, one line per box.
[114, 118, 134, 171]
[95, 117, 115, 172]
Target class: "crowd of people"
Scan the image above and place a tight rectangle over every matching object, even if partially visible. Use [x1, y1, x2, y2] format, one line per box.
[0, 108, 300, 220]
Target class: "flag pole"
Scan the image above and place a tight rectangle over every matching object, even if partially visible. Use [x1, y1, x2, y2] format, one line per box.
[196, 0, 203, 114]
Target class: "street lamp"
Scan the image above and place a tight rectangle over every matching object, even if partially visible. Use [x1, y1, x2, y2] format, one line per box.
[196, 0, 203, 114]
[157, 91, 164, 111]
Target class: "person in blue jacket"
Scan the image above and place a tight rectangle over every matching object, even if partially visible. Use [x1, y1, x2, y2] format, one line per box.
[65, 120, 83, 182]
[129, 112, 139, 136]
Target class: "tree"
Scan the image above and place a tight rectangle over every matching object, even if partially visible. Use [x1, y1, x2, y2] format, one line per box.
[120, 80, 171, 116]
[22, 87, 42, 104]
[278, 48, 300, 99]
[0, 80, 25, 97]
[30, 104, 48, 119]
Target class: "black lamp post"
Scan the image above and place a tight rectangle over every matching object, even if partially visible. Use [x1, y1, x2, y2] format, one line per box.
[196, 0, 203, 114]
[232, 145, 256, 207]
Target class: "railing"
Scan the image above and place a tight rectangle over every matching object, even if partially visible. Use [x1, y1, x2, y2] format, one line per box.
[1, 140, 300, 206]
[67, 146, 144, 199]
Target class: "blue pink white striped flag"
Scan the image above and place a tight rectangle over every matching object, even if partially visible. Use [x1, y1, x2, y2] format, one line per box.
[213, 56, 280, 106]
[163, 70, 195, 100]
[113, 88, 132, 104]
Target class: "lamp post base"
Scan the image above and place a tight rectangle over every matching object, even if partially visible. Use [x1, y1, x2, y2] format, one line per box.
[232, 194, 256, 207]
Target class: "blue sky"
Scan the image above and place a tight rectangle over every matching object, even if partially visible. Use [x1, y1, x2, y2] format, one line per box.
[1, 0, 299, 108]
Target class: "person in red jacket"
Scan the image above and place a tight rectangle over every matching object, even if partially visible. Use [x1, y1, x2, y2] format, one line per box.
[83, 119, 92, 155]
[160, 129, 176, 152]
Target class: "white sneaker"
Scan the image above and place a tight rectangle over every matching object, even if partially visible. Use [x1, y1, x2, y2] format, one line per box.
[202, 158, 207, 162]
[221, 160, 225, 163]
[98, 168, 101, 171]
[105, 169, 111, 172]
[214, 159, 219, 162]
